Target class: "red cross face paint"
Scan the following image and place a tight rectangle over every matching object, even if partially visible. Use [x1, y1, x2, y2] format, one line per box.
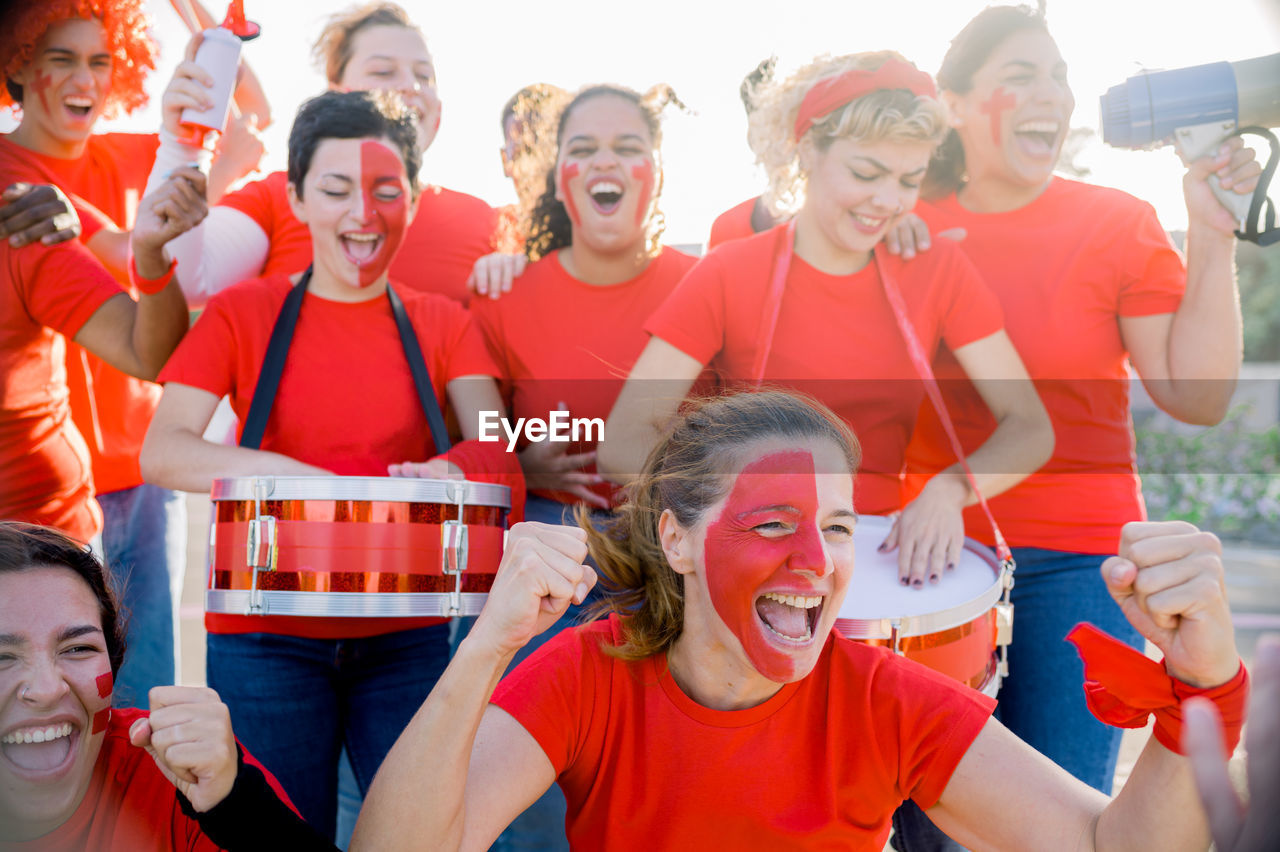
[30, 69, 55, 113]
[980, 85, 1017, 146]
[631, 161, 654, 227]
[701, 445, 855, 682]
[345, 139, 411, 288]
[559, 161, 583, 226]
[94, 672, 112, 699]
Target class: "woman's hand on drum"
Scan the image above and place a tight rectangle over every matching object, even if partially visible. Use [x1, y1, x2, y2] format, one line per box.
[1102, 520, 1240, 688]
[129, 686, 238, 813]
[881, 474, 968, 587]
[388, 458, 465, 479]
[467, 251, 527, 299]
[1184, 136, 1261, 235]
[471, 522, 596, 657]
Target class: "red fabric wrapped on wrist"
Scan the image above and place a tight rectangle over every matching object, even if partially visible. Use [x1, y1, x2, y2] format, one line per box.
[1066, 623, 1248, 754]
[128, 254, 178, 295]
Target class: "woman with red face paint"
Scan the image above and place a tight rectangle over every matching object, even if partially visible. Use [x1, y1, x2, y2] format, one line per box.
[0, 522, 338, 850]
[138, 90, 518, 842]
[466, 82, 696, 852]
[602, 52, 1053, 588]
[876, 8, 1261, 844]
[155, 1, 498, 308]
[353, 390, 1249, 851]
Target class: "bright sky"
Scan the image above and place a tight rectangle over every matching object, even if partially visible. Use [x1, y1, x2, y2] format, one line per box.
[8, 0, 1280, 243]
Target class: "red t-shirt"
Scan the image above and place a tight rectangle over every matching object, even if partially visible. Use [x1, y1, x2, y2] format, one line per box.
[157, 274, 501, 638]
[0, 707, 289, 852]
[219, 171, 498, 303]
[903, 179, 1186, 553]
[492, 615, 995, 850]
[0, 241, 122, 541]
[0, 132, 161, 495]
[707, 196, 760, 249]
[472, 247, 698, 506]
[645, 228, 1004, 514]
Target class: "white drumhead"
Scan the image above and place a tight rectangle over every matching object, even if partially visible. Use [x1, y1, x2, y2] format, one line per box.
[838, 514, 999, 620]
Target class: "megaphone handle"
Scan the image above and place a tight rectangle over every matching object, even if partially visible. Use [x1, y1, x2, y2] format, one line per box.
[1207, 174, 1252, 228]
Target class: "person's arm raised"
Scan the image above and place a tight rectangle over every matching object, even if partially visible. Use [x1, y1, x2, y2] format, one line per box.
[351, 523, 595, 851]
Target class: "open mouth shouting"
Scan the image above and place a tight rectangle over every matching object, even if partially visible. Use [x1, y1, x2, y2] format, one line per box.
[340, 229, 385, 267]
[62, 95, 95, 121]
[756, 592, 824, 643]
[586, 176, 625, 215]
[1013, 120, 1062, 158]
[1, 720, 80, 780]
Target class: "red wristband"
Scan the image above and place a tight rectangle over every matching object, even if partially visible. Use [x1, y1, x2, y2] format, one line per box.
[1066, 623, 1249, 755]
[128, 255, 178, 295]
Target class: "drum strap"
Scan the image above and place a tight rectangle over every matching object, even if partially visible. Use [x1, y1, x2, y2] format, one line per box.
[750, 232, 1014, 567]
[240, 269, 452, 454]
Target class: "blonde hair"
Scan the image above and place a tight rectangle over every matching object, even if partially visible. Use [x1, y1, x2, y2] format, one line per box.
[312, 1, 422, 86]
[750, 52, 948, 216]
[579, 391, 860, 662]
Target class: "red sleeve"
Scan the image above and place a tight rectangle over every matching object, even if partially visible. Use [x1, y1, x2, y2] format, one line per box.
[879, 658, 995, 807]
[438, 438, 526, 523]
[1116, 201, 1185, 317]
[490, 623, 600, 774]
[642, 253, 727, 365]
[707, 198, 756, 249]
[155, 291, 239, 397]
[14, 239, 123, 337]
[931, 246, 1005, 350]
[445, 310, 502, 381]
[67, 192, 115, 242]
[219, 173, 280, 232]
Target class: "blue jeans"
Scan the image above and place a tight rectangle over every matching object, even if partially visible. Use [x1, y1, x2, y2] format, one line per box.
[99, 483, 185, 707]
[206, 624, 451, 841]
[890, 547, 1144, 852]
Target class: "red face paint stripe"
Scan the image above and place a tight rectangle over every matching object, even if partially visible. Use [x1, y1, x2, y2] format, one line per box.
[560, 161, 582, 226]
[980, 86, 1017, 145]
[96, 671, 113, 698]
[631, 161, 654, 227]
[353, 140, 410, 288]
[91, 707, 111, 734]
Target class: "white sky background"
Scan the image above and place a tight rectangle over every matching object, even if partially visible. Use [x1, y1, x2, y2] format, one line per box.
[7, 0, 1280, 243]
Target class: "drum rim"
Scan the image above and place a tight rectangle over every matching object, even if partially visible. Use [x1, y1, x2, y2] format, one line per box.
[205, 588, 491, 617]
[210, 475, 511, 508]
[836, 513, 1003, 637]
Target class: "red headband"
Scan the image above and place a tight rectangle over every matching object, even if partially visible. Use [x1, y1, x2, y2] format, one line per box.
[793, 59, 938, 141]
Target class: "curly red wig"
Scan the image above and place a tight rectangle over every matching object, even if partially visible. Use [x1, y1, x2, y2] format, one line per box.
[0, 0, 157, 117]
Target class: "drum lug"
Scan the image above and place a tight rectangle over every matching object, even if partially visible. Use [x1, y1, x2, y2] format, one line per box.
[995, 601, 1014, 647]
[890, 618, 904, 656]
[246, 478, 278, 615]
[442, 481, 471, 617]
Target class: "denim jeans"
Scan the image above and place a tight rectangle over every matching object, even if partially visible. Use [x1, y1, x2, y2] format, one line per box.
[98, 483, 185, 707]
[890, 547, 1144, 852]
[206, 624, 452, 841]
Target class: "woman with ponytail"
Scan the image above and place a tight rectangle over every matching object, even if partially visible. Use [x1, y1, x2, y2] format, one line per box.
[603, 51, 1051, 587]
[354, 390, 1249, 851]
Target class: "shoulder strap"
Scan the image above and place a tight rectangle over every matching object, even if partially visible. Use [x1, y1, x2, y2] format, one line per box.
[386, 283, 452, 454]
[871, 245, 1013, 567]
[749, 220, 797, 385]
[239, 270, 310, 449]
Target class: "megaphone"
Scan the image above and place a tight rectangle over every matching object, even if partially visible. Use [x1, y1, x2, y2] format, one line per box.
[1100, 53, 1280, 246]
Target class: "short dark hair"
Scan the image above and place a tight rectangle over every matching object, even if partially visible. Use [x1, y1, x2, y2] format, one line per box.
[0, 522, 127, 677]
[287, 89, 421, 199]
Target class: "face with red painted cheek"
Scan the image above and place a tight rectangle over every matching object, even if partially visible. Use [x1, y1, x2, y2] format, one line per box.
[697, 440, 856, 683]
[13, 18, 113, 152]
[291, 136, 413, 296]
[946, 28, 1074, 189]
[554, 93, 658, 256]
[0, 568, 113, 841]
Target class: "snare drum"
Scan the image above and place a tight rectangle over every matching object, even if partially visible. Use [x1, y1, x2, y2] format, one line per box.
[835, 514, 1012, 697]
[206, 476, 510, 618]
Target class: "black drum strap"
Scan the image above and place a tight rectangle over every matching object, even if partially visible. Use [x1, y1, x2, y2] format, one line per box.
[239, 269, 452, 455]
[239, 269, 310, 450]
[386, 282, 451, 454]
